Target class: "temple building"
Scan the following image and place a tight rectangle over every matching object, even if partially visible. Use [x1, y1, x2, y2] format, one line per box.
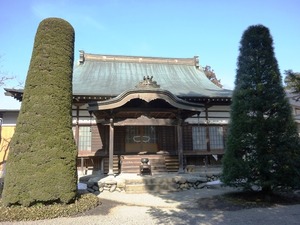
[3, 52, 300, 176]
[73, 52, 233, 175]
[3, 51, 233, 175]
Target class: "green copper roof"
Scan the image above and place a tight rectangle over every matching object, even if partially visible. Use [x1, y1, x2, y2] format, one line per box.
[73, 52, 232, 98]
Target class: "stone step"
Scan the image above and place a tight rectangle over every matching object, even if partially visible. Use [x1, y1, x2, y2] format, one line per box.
[120, 168, 140, 174]
[125, 184, 150, 193]
[125, 183, 177, 193]
[124, 175, 178, 193]
[124, 176, 173, 185]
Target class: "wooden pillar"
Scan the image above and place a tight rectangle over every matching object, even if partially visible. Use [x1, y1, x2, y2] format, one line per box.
[205, 106, 210, 165]
[177, 118, 184, 173]
[80, 157, 84, 175]
[75, 106, 83, 174]
[75, 106, 80, 146]
[108, 118, 114, 176]
[205, 106, 210, 151]
[0, 114, 3, 144]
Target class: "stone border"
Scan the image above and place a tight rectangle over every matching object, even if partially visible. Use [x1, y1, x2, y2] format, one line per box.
[81, 173, 221, 194]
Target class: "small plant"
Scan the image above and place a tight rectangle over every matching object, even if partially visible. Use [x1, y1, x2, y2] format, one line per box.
[0, 193, 100, 222]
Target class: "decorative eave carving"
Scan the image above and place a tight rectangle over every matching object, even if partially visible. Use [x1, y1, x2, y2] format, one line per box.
[135, 76, 160, 89]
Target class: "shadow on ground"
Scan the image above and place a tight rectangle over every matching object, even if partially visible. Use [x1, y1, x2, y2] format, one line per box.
[73, 199, 120, 217]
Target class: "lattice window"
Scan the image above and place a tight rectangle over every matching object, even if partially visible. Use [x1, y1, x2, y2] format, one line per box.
[192, 126, 206, 150]
[192, 126, 225, 150]
[74, 126, 91, 151]
[209, 126, 224, 149]
[126, 126, 140, 144]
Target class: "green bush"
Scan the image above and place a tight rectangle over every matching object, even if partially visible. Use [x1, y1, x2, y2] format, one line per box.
[2, 18, 77, 206]
[0, 193, 100, 222]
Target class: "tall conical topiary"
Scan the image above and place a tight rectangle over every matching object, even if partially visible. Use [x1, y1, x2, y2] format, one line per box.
[222, 25, 300, 193]
[2, 18, 77, 206]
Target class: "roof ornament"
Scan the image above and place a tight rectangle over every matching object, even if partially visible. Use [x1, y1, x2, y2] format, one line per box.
[194, 56, 199, 68]
[79, 50, 85, 64]
[136, 76, 160, 89]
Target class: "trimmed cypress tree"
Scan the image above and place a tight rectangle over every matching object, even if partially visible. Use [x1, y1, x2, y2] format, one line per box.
[222, 25, 300, 193]
[2, 18, 77, 206]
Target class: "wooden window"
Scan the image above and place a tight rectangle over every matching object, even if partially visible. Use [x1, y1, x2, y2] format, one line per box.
[91, 125, 103, 151]
[75, 126, 91, 151]
[209, 126, 224, 150]
[192, 126, 226, 151]
[192, 126, 206, 150]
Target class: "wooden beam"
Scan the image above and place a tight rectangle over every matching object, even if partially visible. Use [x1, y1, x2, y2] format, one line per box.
[114, 116, 176, 126]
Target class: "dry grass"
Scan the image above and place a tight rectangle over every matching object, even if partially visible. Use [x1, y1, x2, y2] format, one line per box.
[197, 190, 300, 211]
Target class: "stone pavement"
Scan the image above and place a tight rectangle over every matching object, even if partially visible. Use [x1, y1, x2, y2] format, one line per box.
[98, 185, 232, 209]
[2, 186, 300, 225]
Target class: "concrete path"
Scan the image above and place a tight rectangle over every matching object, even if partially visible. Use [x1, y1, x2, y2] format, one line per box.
[1, 188, 300, 225]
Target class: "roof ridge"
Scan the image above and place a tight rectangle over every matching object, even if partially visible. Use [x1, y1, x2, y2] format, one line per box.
[79, 50, 199, 66]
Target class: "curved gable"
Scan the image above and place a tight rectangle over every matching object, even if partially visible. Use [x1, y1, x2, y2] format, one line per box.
[88, 88, 204, 113]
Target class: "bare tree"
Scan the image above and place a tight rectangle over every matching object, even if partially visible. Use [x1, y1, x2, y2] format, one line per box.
[0, 55, 16, 87]
[0, 56, 24, 88]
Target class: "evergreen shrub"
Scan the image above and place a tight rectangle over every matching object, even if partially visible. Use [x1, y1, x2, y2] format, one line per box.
[2, 18, 78, 206]
[222, 25, 300, 193]
[0, 193, 100, 222]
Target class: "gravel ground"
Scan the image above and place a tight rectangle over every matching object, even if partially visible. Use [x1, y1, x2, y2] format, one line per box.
[1, 187, 300, 225]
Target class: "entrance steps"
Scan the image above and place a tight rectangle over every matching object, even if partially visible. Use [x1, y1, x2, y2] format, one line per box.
[121, 155, 179, 174]
[102, 154, 179, 174]
[103, 156, 120, 174]
[120, 155, 142, 174]
[164, 155, 179, 172]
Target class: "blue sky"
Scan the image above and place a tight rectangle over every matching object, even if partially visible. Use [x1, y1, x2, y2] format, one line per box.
[1, 0, 299, 109]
